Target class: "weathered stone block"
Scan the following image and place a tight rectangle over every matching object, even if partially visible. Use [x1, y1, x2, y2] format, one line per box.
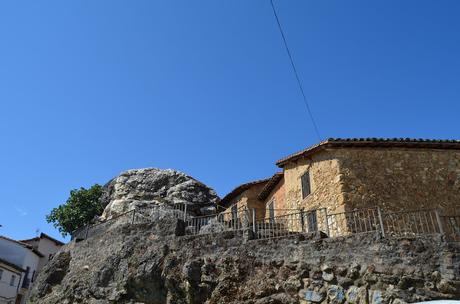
[345, 285, 369, 304]
[298, 289, 325, 303]
[369, 289, 391, 304]
[327, 285, 345, 304]
[437, 279, 460, 294]
[322, 271, 335, 282]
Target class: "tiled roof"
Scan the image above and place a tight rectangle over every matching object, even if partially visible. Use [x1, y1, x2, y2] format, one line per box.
[219, 177, 271, 208]
[21, 232, 65, 247]
[0, 235, 44, 258]
[0, 257, 25, 273]
[257, 172, 284, 201]
[276, 138, 460, 167]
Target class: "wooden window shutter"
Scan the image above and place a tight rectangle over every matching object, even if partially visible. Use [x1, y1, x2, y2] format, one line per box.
[301, 171, 311, 199]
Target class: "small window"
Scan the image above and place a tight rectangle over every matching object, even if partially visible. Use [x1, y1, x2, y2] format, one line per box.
[307, 210, 318, 232]
[10, 274, 16, 286]
[231, 204, 238, 222]
[301, 171, 311, 199]
[268, 200, 275, 224]
[0, 269, 3, 280]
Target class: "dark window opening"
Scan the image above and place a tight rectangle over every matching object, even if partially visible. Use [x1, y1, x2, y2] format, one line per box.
[268, 200, 275, 224]
[231, 204, 238, 222]
[301, 171, 311, 199]
[307, 210, 318, 232]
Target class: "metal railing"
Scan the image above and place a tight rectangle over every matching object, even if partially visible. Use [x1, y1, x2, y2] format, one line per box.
[71, 202, 459, 243]
[252, 207, 456, 241]
[326, 208, 380, 237]
[72, 203, 249, 241]
[185, 205, 249, 235]
[253, 208, 327, 240]
[381, 209, 442, 237]
[72, 204, 183, 241]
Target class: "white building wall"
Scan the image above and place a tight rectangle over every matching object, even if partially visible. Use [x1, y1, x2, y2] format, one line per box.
[35, 238, 61, 272]
[0, 265, 22, 304]
[0, 239, 26, 267]
[0, 238, 41, 304]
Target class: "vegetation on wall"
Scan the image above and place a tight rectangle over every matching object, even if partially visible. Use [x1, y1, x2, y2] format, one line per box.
[46, 184, 104, 237]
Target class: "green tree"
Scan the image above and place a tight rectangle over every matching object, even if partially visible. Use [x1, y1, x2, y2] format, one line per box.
[46, 184, 104, 237]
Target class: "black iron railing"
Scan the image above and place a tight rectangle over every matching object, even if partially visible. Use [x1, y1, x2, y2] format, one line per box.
[71, 203, 459, 243]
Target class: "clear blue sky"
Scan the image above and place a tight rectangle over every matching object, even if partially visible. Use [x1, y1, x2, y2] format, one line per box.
[1, 1, 459, 242]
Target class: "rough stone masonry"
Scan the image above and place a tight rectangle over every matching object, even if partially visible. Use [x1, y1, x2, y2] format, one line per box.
[29, 168, 460, 304]
[29, 217, 460, 304]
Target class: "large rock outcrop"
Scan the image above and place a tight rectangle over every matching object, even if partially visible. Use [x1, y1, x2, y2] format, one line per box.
[29, 215, 460, 304]
[100, 168, 219, 219]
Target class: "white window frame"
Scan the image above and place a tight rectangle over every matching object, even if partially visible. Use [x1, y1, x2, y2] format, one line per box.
[10, 274, 16, 286]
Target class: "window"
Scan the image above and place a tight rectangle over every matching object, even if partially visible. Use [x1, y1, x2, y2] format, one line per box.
[268, 200, 275, 224]
[231, 204, 238, 222]
[307, 210, 318, 232]
[301, 171, 311, 199]
[10, 274, 16, 286]
[0, 269, 3, 280]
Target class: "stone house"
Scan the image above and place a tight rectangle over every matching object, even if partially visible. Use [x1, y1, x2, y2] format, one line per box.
[220, 138, 460, 230]
[218, 177, 273, 222]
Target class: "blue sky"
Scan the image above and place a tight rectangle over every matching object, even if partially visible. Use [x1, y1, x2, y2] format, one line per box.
[1, 0, 459, 242]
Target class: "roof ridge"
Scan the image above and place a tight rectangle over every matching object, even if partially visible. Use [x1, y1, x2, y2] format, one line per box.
[276, 137, 460, 167]
[220, 176, 272, 207]
[258, 172, 284, 201]
[0, 235, 45, 257]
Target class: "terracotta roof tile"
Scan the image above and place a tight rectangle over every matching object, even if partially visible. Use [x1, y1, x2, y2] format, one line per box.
[0, 235, 44, 258]
[276, 138, 460, 167]
[219, 177, 271, 208]
[21, 232, 65, 247]
[257, 172, 284, 201]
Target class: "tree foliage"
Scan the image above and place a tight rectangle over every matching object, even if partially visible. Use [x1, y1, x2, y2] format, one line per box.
[46, 184, 104, 237]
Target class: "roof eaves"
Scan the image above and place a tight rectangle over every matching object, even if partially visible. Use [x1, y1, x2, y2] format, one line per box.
[219, 177, 271, 208]
[39, 233, 65, 246]
[276, 138, 460, 167]
[257, 172, 284, 201]
[0, 258, 26, 273]
[276, 140, 330, 167]
[0, 236, 45, 258]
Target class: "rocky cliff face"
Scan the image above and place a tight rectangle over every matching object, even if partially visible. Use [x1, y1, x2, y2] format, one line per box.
[30, 218, 460, 304]
[100, 168, 219, 219]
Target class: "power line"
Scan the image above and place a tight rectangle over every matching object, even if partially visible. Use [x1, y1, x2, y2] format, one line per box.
[269, 0, 322, 141]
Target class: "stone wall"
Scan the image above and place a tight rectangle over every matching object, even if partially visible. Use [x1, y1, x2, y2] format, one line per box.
[29, 217, 460, 304]
[283, 150, 345, 214]
[223, 183, 267, 220]
[336, 148, 460, 215]
[263, 178, 286, 217]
